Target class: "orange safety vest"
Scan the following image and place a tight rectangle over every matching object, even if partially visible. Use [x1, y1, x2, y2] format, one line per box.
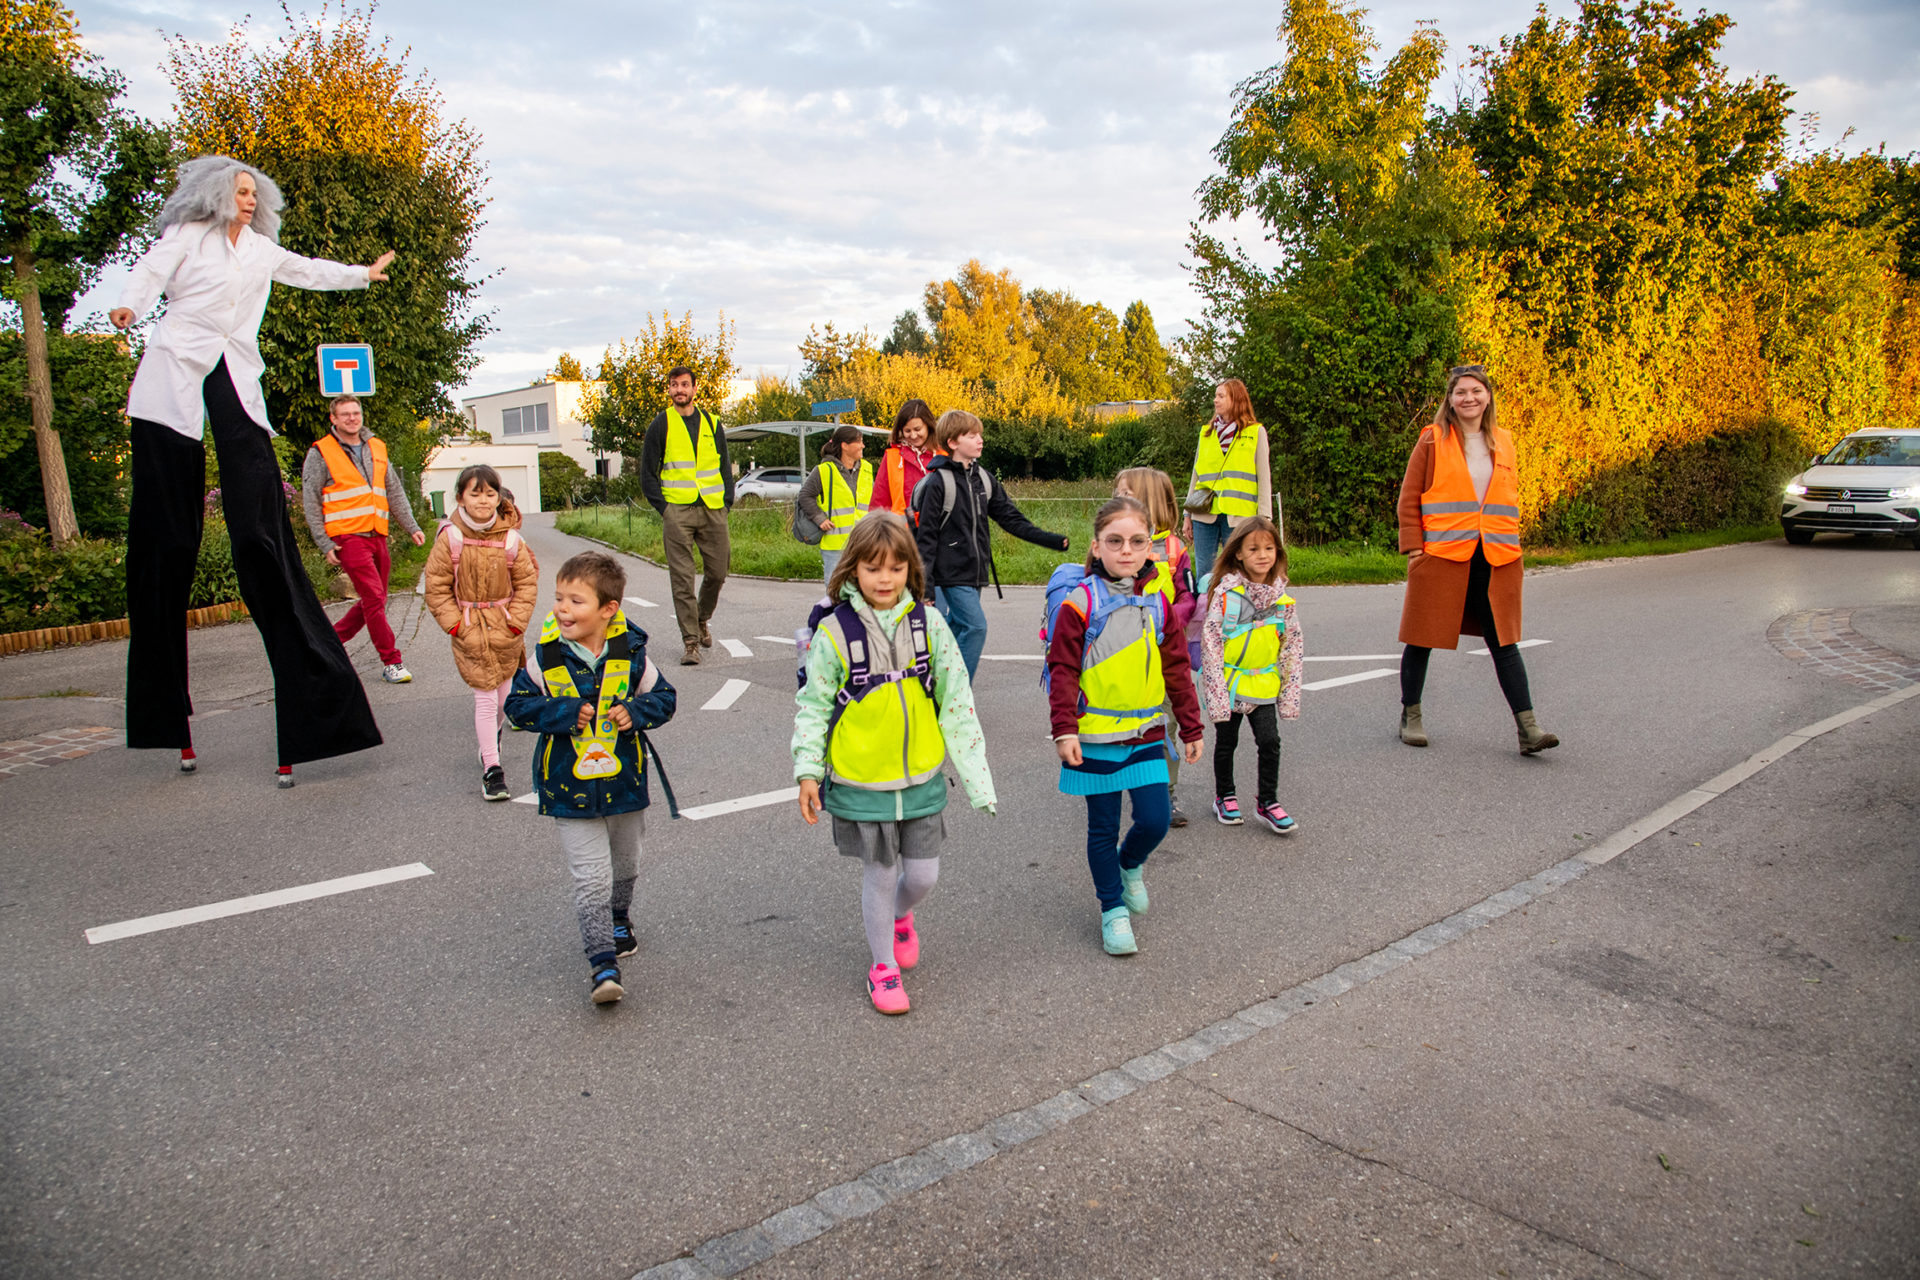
[1418, 424, 1520, 565]
[316, 433, 391, 538]
[884, 447, 908, 513]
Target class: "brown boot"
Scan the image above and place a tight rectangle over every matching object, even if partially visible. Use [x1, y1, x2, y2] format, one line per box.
[1515, 709, 1559, 755]
[680, 641, 702, 666]
[1399, 704, 1428, 747]
[699, 620, 713, 648]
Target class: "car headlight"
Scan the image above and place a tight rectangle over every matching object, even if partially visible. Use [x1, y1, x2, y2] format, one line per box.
[1784, 483, 1808, 496]
[1889, 486, 1918, 500]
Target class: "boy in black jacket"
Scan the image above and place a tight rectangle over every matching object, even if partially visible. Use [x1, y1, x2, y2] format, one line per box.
[913, 410, 1069, 678]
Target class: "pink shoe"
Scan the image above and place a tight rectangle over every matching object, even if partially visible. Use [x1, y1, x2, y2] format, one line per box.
[867, 963, 909, 1015]
[893, 912, 920, 970]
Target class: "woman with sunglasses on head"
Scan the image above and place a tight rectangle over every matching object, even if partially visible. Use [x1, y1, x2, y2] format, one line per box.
[1395, 365, 1558, 755]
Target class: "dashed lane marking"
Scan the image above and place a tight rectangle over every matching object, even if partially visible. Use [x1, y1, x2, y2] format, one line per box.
[1466, 638, 1550, 656]
[720, 638, 753, 658]
[512, 792, 537, 806]
[701, 678, 752, 712]
[1304, 654, 1402, 662]
[1301, 667, 1397, 691]
[624, 596, 659, 610]
[978, 654, 1040, 661]
[681, 786, 800, 821]
[757, 635, 797, 645]
[84, 863, 434, 944]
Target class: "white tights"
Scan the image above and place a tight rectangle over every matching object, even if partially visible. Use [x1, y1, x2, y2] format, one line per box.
[860, 857, 939, 968]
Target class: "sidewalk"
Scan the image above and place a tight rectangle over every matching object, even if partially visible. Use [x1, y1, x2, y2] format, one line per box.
[728, 692, 1920, 1279]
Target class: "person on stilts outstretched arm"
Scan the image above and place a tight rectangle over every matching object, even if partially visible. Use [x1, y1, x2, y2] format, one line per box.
[111, 155, 397, 786]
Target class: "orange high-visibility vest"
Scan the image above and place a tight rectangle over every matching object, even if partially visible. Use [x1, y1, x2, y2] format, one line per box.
[1418, 424, 1520, 565]
[884, 447, 908, 513]
[316, 433, 391, 538]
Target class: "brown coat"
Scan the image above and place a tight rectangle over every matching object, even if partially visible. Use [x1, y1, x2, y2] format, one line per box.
[1396, 426, 1523, 650]
[423, 504, 541, 690]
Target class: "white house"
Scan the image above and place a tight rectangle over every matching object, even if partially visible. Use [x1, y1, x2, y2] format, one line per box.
[457, 380, 623, 480]
[419, 441, 544, 518]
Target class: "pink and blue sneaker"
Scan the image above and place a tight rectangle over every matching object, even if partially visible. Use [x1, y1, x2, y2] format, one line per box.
[1213, 795, 1243, 825]
[1256, 802, 1297, 835]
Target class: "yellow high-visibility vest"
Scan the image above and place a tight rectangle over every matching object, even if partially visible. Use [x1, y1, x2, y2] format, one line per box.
[819, 603, 945, 790]
[316, 434, 391, 537]
[1219, 584, 1289, 705]
[661, 407, 725, 508]
[816, 461, 874, 552]
[1418, 424, 1521, 566]
[1146, 531, 1188, 609]
[1070, 580, 1167, 743]
[1191, 423, 1261, 518]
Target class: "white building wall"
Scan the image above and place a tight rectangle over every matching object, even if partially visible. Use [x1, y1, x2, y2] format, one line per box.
[420, 442, 544, 517]
[459, 381, 623, 479]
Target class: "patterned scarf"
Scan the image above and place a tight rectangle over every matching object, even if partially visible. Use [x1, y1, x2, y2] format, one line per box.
[1212, 416, 1241, 453]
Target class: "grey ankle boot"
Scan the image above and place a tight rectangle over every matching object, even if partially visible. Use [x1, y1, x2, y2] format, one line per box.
[1515, 709, 1559, 755]
[1399, 704, 1428, 747]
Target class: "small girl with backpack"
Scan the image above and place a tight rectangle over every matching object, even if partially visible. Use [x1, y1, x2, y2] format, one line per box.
[1044, 496, 1205, 957]
[1199, 516, 1303, 834]
[423, 464, 540, 801]
[792, 510, 996, 1015]
[1114, 467, 1199, 828]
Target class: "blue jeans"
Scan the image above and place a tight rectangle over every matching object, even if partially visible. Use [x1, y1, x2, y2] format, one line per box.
[934, 584, 986, 679]
[820, 548, 841, 587]
[1189, 516, 1227, 584]
[1084, 784, 1171, 911]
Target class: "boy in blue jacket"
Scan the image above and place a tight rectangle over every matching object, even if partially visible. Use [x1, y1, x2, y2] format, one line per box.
[506, 551, 676, 1004]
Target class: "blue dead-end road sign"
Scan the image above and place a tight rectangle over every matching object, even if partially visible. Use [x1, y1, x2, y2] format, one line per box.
[810, 397, 856, 417]
[317, 344, 377, 396]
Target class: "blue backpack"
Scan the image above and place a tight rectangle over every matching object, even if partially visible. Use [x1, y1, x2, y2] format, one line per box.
[1037, 564, 1166, 694]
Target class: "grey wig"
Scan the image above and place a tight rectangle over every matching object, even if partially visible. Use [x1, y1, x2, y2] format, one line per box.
[156, 156, 284, 242]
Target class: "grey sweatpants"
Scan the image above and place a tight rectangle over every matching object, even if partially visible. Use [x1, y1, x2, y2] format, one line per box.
[554, 810, 644, 960]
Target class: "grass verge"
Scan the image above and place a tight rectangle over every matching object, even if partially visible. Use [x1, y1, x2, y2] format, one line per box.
[554, 503, 1782, 587]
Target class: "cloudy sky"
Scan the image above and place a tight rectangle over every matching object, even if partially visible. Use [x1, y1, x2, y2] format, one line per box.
[71, 0, 1920, 400]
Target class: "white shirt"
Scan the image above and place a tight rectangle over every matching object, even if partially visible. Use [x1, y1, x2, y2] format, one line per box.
[118, 221, 370, 440]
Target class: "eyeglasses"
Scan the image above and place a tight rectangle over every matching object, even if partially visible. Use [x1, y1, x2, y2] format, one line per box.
[1098, 535, 1153, 551]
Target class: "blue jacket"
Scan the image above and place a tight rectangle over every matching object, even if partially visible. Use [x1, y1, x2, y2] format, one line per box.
[504, 612, 676, 819]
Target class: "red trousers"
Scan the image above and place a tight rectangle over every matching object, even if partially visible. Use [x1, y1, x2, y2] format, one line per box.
[333, 533, 401, 665]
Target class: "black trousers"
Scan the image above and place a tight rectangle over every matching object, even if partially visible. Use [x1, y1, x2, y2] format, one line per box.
[1399, 544, 1533, 713]
[1213, 703, 1281, 806]
[125, 360, 382, 765]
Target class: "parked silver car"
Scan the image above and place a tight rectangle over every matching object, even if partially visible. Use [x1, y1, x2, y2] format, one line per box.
[735, 466, 805, 502]
[1780, 428, 1920, 547]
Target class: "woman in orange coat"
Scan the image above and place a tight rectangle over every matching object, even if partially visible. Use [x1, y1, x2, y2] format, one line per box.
[1395, 365, 1558, 755]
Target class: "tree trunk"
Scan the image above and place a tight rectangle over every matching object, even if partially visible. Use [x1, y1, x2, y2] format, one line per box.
[11, 243, 80, 546]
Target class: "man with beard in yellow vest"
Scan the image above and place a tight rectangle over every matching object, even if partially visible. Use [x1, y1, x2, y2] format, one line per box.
[638, 366, 735, 665]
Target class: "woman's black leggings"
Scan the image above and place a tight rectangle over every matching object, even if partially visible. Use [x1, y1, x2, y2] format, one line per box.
[1400, 545, 1533, 713]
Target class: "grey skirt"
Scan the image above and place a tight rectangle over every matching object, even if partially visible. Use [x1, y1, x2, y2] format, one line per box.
[831, 812, 947, 867]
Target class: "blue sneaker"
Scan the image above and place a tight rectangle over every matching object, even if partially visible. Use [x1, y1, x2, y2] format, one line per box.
[1256, 802, 1297, 835]
[1101, 906, 1137, 956]
[589, 961, 624, 1004]
[612, 916, 637, 958]
[1213, 795, 1243, 825]
[1119, 866, 1149, 915]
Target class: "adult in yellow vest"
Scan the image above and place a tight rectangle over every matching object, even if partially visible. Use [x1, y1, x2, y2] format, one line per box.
[639, 365, 735, 666]
[797, 426, 874, 584]
[1183, 377, 1276, 583]
[1394, 364, 1558, 755]
[300, 394, 426, 685]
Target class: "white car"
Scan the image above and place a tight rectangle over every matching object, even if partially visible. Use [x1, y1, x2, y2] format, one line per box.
[1780, 428, 1920, 548]
[734, 466, 805, 501]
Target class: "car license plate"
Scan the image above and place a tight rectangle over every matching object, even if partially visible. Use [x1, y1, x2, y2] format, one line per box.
[1827, 503, 1855, 514]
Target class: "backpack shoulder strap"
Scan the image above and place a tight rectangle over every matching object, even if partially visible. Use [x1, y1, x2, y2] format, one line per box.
[906, 601, 936, 698]
[831, 601, 870, 687]
[443, 521, 465, 575]
[503, 527, 523, 564]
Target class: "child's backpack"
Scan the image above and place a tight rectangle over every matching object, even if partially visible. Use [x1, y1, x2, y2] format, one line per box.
[1037, 564, 1166, 695]
[909, 465, 992, 534]
[440, 520, 527, 627]
[795, 597, 937, 733]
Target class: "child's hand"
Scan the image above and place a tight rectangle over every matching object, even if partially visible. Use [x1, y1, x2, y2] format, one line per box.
[1182, 737, 1204, 764]
[575, 701, 594, 734]
[798, 779, 821, 825]
[608, 703, 634, 731]
[1055, 735, 1083, 766]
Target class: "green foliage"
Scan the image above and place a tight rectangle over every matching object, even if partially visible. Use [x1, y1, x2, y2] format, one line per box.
[0, 328, 135, 534]
[538, 449, 588, 508]
[797, 322, 872, 387]
[579, 310, 737, 459]
[547, 352, 585, 382]
[0, 513, 124, 629]
[189, 515, 240, 607]
[165, 5, 490, 466]
[880, 309, 931, 357]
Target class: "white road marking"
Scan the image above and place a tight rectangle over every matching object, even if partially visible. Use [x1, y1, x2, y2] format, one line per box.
[512, 792, 538, 805]
[682, 786, 800, 821]
[624, 596, 658, 609]
[701, 678, 752, 711]
[1466, 638, 1550, 656]
[720, 638, 753, 658]
[757, 634, 797, 645]
[84, 863, 434, 945]
[978, 654, 1041, 661]
[1303, 654, 1403, 662]
[1301, 667, 1398, 691]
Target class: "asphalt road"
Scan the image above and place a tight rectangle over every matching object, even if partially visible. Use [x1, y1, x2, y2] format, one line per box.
[1, 519, 1915, 1279]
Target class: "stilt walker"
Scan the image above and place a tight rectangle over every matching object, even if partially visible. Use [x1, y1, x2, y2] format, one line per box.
[110, 155, 396, 783]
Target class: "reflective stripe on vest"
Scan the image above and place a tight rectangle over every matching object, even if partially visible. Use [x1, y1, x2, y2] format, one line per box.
[316, 434, 391, 537]
[1190, 423, 1261, 517]
[820, 604, 944, 790]
[537, 611, 635, 782]
[1418, 425, 1522, 565]
[1073, 579, 1167, 743]
[661, 408, 724, 507]
[816, 461, 874, 551]
[1220, 585, 1287, 706]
